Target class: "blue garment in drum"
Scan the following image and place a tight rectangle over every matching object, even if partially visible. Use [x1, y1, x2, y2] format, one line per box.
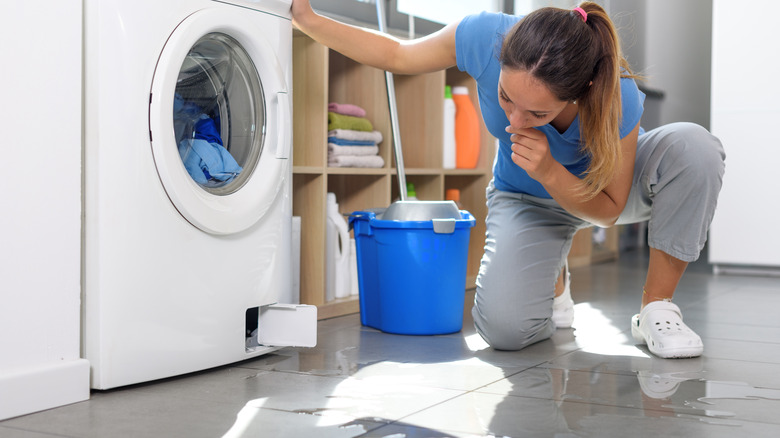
[194, 114, 223, 146]
[179, 137, 242, 185]
[174, 97, 243, 184]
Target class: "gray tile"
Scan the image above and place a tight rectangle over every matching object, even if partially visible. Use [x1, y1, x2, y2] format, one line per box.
[239, 322, 580, 387]
[400, 390, 780, 438]
[344, 420, 468, 437]
[399, 392, 570, 436]
[694, 321, 780, 343]
[1, 389, 243, 438]
[131, 366, 465, 422]
[127, 366, 347, 405]
[682, 286, 780, 327]
[543, 349, 705, 380]
[545, 347, 780, 388]
[305, 355, 525, 391]
[478, 366, 780, 426]
[0, 427, 65, 438]
[221, 405, 388, 438]
[689, 357, 780, 387]
[696, 337, 780, 364]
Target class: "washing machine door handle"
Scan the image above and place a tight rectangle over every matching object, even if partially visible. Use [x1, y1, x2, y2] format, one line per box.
[275, 90, 291, 159]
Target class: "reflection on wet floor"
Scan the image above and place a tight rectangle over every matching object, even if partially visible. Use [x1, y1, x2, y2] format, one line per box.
[3, 250, 780, 437]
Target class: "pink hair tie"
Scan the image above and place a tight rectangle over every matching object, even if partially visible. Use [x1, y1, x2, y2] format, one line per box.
[573, 7, 588, 23]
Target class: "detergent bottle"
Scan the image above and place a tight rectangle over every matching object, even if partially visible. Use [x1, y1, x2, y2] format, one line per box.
[445, 188, 463, 209]
[406, 182, 418, 200]
[442, 85, 456, 169]
[326, 193, 351, 300]
[452, 86, 480, 169]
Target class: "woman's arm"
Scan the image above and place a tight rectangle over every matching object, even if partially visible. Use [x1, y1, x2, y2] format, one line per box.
[509, 122, 640, 227]
[291, 0, 458, 74]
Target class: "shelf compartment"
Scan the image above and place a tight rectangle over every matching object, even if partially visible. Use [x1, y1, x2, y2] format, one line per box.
[394, 71, 446, 169]
[391, 173, 444, 202]
[446, 69, 495, 171]
[327, 173, 391, 215]
[293, 32, 329, 168]
[293, 173, 326, 306]
[328, 50, 392, 166]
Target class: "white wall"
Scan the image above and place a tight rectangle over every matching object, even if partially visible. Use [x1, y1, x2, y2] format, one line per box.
[397, 0, 502, 24]
[0, 0, 89, 420]
[606, 0, 713, 130]
[644, 0, 712, 129]
[708, 0, 780, 269]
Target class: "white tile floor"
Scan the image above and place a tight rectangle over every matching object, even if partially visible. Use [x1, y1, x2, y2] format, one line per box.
[3, 249, 780, 437]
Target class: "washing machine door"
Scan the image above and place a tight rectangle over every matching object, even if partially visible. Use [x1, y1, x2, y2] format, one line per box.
[149, 8, 290, 235]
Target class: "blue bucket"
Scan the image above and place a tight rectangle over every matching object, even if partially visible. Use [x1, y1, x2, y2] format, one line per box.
[349, 210, 475, 335]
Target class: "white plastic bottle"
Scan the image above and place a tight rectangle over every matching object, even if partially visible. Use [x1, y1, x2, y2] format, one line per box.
[442, 85, 456, 169]
[326, 192, 351, 300]
[349, 238, 359, 297]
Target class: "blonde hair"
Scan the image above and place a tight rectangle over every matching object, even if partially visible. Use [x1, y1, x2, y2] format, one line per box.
[500, 2, 638, 199]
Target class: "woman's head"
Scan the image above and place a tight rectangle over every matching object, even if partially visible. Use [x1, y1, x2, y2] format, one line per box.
[500, 4, 602, 103]
[500, 2, 634, 199]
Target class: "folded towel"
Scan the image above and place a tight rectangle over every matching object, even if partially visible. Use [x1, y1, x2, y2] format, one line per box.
[328, 112, 373, 132]
[328, 102, 367, 118]
[328, 155, 385, 168]
[328, 143, 380, 157]
[328, 129, 383, 144]
[327, 137, 376, 147]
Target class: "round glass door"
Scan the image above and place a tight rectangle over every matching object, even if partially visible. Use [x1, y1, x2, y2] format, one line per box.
[173, 33, 265, 195]
[149, 7, 290, 235]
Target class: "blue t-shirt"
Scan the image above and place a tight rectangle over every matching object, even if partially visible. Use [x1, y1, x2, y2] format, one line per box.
[455, 11, 645, 198]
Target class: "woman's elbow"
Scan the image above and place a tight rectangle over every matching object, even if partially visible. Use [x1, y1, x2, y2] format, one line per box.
[585, 205, 622, 228]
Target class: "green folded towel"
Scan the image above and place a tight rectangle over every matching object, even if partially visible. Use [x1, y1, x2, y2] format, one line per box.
[327, 111, 373, 132]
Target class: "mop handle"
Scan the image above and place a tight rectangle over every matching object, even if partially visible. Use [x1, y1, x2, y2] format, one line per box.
[375, 0, 407, 201]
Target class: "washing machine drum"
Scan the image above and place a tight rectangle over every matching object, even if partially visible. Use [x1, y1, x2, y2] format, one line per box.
[173, 33, 264, 195]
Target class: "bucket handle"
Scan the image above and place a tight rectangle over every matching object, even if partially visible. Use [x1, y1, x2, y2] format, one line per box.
[348, 211, 376, 235]
[432, 218, 457, 234]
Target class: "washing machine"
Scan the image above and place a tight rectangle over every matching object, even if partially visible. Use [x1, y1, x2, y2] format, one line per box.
[83, 0, 315, 390]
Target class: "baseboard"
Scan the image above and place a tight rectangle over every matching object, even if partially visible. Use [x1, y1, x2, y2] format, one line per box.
[0, 359, 90, 421]
[713, 264, 780, 277]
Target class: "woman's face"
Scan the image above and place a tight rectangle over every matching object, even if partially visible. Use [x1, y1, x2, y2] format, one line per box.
[498, 68, 568, 129]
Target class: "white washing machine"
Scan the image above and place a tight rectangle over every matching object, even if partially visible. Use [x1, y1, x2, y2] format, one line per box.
[83, 0, 315, 390]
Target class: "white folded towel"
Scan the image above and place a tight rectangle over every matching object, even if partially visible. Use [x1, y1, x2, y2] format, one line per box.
[328, 129, 383, 144]
[328, 155, 385, 168]
[328, 143, 380, 157]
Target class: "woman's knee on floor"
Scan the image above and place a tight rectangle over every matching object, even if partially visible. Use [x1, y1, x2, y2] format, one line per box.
[472, 300, 555, 351]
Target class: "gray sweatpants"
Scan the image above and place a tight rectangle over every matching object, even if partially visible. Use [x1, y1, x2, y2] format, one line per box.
[472, 122, 726, 350]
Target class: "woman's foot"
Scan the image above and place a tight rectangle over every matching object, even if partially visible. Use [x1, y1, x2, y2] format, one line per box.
[631, 301, 703, 358]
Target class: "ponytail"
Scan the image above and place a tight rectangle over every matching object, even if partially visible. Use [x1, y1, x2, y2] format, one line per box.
[501, 2, 638, 199]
